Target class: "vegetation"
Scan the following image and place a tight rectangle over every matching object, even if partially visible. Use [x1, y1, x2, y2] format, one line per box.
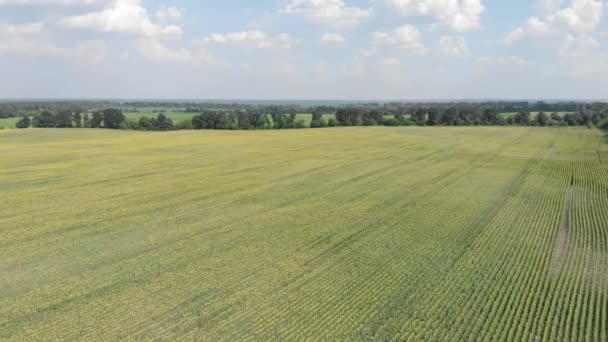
[2, 101, 608, 131]
[0, 127, 606, 340]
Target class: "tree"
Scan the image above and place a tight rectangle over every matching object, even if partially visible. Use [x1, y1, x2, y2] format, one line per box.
[563, 113, 578, 126]
[328, 118, 337, 127]
[536, 112, 549, 127]
[83, 113, 91, 128]
[514, 111, 531, 126]
[550, 112, 563, 125]
[427, 109, 440, 126]
[139, 116, 157, 130]
[33, 111, 56, 127]
[256, 114, 272, 129]
[102, 108, 125, 129]
[15, 115, 31, 128]
[441, 108, 459, 126]
[311, 109, 323, 122]
[73, 112, 82, 127]
[272, 113, 288, 129]
[236, 111, 253, 129]
[55, 111, 74, 128]
[156, 113, 174, 131]
[412, 108, 427, 124]
[192, 111, 228, 129]
[482, 108, 498, 125]
[90, 111, 103, 128]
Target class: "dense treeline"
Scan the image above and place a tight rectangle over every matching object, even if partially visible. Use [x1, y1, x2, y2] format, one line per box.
[10, 102, 608, 130]
[16, 109, 126, 129]
[3, 100, 606, 119]
[333, 107, 608, 128]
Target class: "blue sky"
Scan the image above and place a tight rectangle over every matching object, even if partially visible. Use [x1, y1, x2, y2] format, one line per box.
[0, 0, 606, 100]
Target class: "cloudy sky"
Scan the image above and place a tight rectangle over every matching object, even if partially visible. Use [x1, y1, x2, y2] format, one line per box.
[0, 0, 606, 100]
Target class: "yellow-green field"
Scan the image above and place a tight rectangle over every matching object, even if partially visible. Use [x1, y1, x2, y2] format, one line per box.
[1, 127, 606, 340]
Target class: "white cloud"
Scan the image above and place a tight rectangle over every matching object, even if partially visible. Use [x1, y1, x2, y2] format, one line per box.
[504, 0, 602, 44]
[360, 48, 377, 57]
[377, 57, 401, 66]
[557, 34, 608, 78]
[276, 33, 293, 49]
[61, 0, 182, 39]
[74, 40, 108, 64]
[156, 6, 182, 21]
[203, 30, 292, 50]
[0, 37, 65, 56]
[439, 36, 469, 57]
[554, 0, 603, 32]
[0, 36, 108, 66]
[503, 27, 524, 45]
[283, 0, 372, 28]
[320, 33, 345, 43]
[537, 0, 564, 14]
[0, 22, 43, 35]
[476, 56, 529, 70]
[137, 39, 229, 66]
[386, 0, 485, 32]
[373, 25, 427, 55]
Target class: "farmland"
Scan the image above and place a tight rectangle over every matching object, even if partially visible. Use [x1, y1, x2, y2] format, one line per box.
[0, 127, 606, 340]
[0, 117, 20, 129]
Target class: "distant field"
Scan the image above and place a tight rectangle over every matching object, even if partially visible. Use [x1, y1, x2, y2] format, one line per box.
[124, 112, 196, 124]
[0, 117, 20, 129]
[1, 127, 606, 340]
[499, 111, 573, 119]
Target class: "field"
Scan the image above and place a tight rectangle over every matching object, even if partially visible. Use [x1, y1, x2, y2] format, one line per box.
[0, 117, 20, 129]
[124, 112, 197, 124]
[1, 127, 607, 340]
[499, 112, 572, 119]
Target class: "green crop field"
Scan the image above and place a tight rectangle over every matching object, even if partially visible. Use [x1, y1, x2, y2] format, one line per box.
[0, 117, 20, 129]
[499, 112, 573, 119]
[1, 127, 606, 340]
[124, 112, 197, 124]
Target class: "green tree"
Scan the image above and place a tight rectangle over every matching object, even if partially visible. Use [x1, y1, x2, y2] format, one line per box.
[73, 112, 82, 127]
[55, 111, 74, 128]
[90, 111, 103, 128]
[83, 113, 91, 128]
[550, 112, 563, 125]
[139, 116, 157, 130]
[256, 114, 272, 129]
[16, 115, 31, 128]
[33, 111, 56, 127]
[514, 111, 531, 126]
[102, 108, 125, 129]
[156, 113, 174, 131]
[536, 112, 549, 126]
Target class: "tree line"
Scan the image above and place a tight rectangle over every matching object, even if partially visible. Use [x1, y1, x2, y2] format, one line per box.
[13, 106, 608, 131]
[334, 107, 608, 127]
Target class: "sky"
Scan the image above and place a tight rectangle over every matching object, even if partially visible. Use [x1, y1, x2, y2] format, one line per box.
[0, 0, 606, 100]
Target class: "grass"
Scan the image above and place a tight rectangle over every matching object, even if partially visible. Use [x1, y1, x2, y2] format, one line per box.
[124, 112, 197, 124]
[498, 111, 572, 119]
[0, 127, 606, 340]
[0, 117, 20, 129]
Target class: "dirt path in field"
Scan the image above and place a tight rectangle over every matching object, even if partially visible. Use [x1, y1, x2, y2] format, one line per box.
[550, 176, 574, 279]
